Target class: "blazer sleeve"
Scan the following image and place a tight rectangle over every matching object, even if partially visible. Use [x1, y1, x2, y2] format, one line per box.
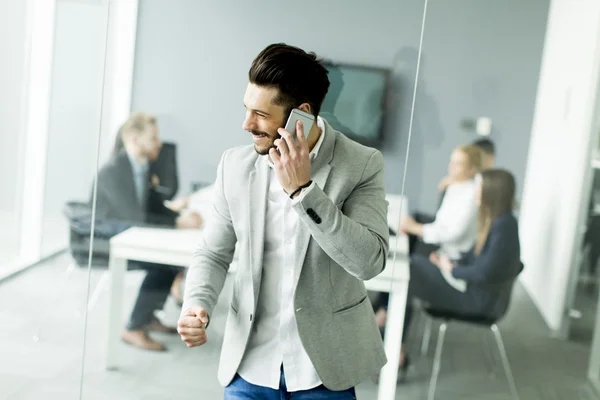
[291, 150, 389, 281]
[183, 150, 237, 320]
[451, 217, 519, 283]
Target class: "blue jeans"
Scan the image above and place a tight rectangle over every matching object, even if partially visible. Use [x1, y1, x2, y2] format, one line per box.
[224, 372, 356, 400]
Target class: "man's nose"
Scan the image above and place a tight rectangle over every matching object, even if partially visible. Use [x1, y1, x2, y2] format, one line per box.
[242, 114, 256, 131]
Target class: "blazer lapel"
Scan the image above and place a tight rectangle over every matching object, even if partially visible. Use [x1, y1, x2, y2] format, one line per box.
[293, 122, 336, 287]
[293, 163, 332, 288]
[248, 155, 269, 307]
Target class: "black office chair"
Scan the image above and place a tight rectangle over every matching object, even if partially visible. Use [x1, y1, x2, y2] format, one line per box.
[64, 201, 129, 267]
[420, 279, 520, 400]
[150, 142, 179, 201]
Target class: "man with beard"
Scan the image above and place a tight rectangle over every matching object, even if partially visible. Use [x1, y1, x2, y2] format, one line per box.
[178, 44, 389, 399]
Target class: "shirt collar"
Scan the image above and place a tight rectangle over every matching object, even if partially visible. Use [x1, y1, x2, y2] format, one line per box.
[267, 116, 326, 168]
[127, 152, 149, 175]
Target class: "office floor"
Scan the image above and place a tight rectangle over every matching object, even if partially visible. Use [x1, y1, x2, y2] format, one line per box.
[0, 251, 597, 400]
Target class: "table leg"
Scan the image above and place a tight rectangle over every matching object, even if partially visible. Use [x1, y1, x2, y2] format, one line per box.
[106, 256, 126, 370]
[377, 282, 408, 400]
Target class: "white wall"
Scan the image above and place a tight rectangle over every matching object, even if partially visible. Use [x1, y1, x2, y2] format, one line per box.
[41, 0, 138, 254]
[41, 1, 109, 253]
[0, 0, 29, 213]
[0, 0, 31, 261]
[131, 0, 420, 196]
[130, 0, 549, 207]
[519, 0, 600, 331]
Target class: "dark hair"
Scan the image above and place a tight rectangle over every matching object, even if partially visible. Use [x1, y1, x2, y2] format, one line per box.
[472, 138, 495, 156]
[475, 169, 515, 254]
[248, 43, 330, 119]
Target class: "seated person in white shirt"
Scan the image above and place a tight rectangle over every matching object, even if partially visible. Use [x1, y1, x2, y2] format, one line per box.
[373, 144, 483, 376]
[380, 169, 522, 383]
[437, 138, 495, 195]
[400, 144, 483, 259]
[411, 139, 495, 244]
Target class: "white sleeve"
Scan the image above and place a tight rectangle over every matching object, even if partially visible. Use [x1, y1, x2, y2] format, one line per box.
[422, 186, 477, 244]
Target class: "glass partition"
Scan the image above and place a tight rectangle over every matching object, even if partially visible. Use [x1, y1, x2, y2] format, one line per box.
[0, 0, 109, 398]
[393, 1, 597, 399]
[85, 1, 423, 399]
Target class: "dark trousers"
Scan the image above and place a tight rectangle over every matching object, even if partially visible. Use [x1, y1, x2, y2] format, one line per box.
[380, 254, 475, 344]
[126, 261, 181, 330]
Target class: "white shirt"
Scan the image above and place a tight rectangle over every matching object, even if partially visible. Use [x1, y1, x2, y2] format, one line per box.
[237, 117, 326, 391]
[422, 179, 478, 260]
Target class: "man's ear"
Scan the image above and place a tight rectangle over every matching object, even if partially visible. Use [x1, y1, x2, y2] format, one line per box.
[297, 103, 313, 115]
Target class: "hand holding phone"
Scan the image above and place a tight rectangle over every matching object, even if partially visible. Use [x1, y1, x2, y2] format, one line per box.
[270, 108, 314, 196]
[283, 108, 314, 143]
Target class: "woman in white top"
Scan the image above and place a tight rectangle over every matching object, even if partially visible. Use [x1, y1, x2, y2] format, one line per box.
[373, 145, 483, 381]
[400, 144, 483, 261]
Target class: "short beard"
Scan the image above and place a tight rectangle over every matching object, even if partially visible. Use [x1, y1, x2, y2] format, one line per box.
[251, 129, 280, 156]
[254, 145, 272, 156]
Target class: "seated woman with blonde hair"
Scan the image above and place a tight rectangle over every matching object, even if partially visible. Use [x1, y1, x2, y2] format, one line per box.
[401, 144, 483, 263]
[380, 169, 523, 381]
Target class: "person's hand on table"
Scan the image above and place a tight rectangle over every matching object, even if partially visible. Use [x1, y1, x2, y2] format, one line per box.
[429, 251, 441, 265]
[178, 305, 209, 347]
[164, 196, 190, 212]
[151, 174, 161, 188]
[437, 254, 456, 274]
[176, 210, 202, 229]
[400, 215, 423, 236]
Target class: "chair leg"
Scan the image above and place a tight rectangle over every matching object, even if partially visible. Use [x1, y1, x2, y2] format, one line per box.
[421, 315, 432, 356]
[427, 322, 447, 400]
[491, 324, 520, 400]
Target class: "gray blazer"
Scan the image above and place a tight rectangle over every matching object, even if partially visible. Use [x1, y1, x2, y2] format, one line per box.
[94, 150, 177, 228]
[184, 120, 389, 390]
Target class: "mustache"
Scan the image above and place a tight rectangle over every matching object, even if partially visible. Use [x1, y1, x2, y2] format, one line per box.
[249, 130, 281, 139]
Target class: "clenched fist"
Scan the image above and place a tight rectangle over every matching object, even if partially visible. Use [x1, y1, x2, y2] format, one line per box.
[178, 305, 209, 348]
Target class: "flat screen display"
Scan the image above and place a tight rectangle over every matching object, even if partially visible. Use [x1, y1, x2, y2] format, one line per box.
[320, 62, 389, 146]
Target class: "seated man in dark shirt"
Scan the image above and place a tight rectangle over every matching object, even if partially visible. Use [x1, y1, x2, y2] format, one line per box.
[94, 112, 200, 351]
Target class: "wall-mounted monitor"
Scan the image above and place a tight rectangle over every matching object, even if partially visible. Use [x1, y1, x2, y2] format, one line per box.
[321, 61, 390, 147]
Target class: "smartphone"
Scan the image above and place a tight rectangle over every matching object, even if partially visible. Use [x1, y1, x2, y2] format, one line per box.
[284, 108, 314, 140]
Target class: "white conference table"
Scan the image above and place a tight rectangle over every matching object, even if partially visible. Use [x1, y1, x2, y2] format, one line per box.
[105, 199, 409, 400]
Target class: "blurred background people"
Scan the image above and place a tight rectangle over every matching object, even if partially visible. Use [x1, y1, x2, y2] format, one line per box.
[379, 169, 522, 380]
[401, 144, 483, 258]
[438, 138, 495, 194]
[94, 112, 201, 351]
